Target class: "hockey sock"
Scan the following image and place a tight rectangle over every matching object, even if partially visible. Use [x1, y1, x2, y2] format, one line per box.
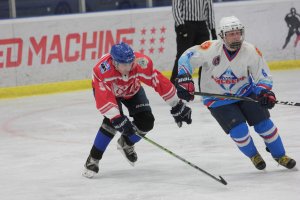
[128, 134, 142, 144]
[230, 123, 258, 158]
[254, 119, 285, 158]
[93, 127, 114, 153]
[90, 145, 103, 160]
[127, 125, 147, 145]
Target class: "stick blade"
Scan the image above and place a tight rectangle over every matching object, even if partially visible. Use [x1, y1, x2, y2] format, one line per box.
[218, 176, 228, 185]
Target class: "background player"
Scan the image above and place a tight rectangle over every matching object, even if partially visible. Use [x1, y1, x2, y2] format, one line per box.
[282, 7, 300, 49]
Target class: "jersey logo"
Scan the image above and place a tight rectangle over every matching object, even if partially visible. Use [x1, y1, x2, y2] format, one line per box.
[262, 69, 268, 77]
[112, 81, 139, 97]
[199, 41, 212, 50]
[186, 51, 194, 58]
[255, 47, 262, 57]
[99, 61, 110, 74]
[212, 68, 246, 91]
[136, 57, 148, 69]
[212, 55, 220, 66]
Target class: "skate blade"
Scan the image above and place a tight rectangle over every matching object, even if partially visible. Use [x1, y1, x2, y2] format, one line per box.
[82, 168, 96, 178]
[117, 144, 135, 167]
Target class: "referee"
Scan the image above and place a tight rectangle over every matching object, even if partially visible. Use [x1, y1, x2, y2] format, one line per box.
[171, 0, 217, 84]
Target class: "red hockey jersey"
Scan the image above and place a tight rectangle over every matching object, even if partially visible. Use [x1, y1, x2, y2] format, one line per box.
[92, 52, 179, 119]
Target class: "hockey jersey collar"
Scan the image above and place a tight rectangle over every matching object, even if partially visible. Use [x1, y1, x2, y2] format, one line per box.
[223, 45, 241, 61]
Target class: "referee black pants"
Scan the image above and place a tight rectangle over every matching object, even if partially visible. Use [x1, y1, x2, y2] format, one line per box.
[170, 21, 210, 84]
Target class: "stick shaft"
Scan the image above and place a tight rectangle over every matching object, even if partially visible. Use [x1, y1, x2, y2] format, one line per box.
[194, 92, 300, 106]
[136, 132, 227, 185]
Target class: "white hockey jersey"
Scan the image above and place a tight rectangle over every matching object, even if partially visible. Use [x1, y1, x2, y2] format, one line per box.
[178, 40, 273, 107]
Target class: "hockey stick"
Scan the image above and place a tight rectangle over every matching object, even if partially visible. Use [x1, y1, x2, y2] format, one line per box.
[194, 92, 300, 106]
[135, 132, 227, 185]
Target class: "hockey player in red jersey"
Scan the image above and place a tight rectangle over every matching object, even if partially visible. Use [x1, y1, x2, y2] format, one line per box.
[82, 42, 192, 178]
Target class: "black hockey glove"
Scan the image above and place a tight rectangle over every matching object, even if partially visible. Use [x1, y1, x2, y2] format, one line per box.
[171, 101, 192, 128]
[177, 24, 188, 38]
[211, 29, 217, 40]
[175, 74, 195, 102]
[111, 115, 136, 136]
[257, 90, 276, 109]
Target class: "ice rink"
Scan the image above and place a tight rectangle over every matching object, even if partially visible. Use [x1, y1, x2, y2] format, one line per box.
[1, 70, 299, 200]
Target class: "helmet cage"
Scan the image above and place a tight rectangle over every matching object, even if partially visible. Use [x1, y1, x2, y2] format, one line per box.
[219, 23, 245, 39]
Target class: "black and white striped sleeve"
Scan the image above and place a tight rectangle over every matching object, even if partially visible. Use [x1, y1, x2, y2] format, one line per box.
[206, 0, 216, 30]
[172, 0, 184, 26]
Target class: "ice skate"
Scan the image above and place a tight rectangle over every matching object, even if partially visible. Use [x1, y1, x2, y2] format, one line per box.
[250, 153, 266, 170]
[82, 155, 99, 178]
[274, 155, 296, 169]
[117, 136, 137, 166]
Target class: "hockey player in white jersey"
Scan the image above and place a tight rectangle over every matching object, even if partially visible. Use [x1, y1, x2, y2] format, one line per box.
[175, 16, 296, 170]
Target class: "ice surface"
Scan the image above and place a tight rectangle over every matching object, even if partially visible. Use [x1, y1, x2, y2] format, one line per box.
[0, 70, 299, 200]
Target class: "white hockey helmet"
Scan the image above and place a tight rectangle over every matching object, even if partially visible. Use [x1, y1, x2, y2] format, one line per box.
[219, 16, 245, 50]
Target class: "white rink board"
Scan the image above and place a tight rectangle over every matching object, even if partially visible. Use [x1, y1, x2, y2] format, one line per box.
[0, 0, 299, 87]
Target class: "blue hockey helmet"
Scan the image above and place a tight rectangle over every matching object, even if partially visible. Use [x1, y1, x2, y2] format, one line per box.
[110, 42, 135, 64]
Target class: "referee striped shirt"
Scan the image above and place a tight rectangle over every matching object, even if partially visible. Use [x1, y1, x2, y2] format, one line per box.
[172, 0, 216, 30]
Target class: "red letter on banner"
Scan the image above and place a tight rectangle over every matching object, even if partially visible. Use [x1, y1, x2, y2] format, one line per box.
[47, 35, 63, 64]
[81, 32, 97, 60]
[0, 38, 23, 68]
[65, 33, 80, 62]
[116, 28, 135, 46]
[104, 30, 115, 54]
[28, 36, 47, 66]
